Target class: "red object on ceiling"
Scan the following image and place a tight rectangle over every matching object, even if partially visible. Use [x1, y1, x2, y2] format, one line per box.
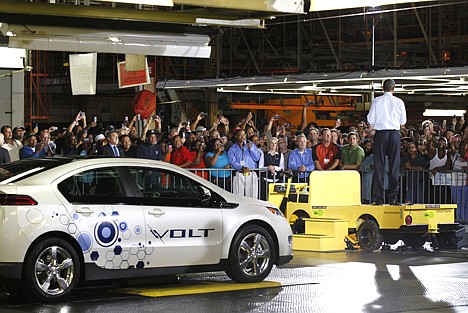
[132, 90, 156, 119]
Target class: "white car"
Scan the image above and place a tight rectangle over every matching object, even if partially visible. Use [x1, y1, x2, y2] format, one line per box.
[0, 157, 293, 302]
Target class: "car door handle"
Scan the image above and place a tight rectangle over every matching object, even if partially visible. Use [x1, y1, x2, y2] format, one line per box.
[148, 209, 166, 217]
[75, 207, 94, 216]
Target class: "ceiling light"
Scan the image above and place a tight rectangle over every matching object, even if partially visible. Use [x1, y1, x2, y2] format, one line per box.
[107, 36, 121, 43]
[195, 18, 262, 28]
[423, 109, 466, 117]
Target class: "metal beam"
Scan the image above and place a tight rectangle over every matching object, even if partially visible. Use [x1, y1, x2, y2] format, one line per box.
[317, 12, 340, 68]
[412, 3, 438, 66]
[174, 0, 303, 14]
[0, 0, 252, 25]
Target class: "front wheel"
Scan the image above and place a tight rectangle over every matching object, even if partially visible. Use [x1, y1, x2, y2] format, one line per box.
[24, 238, 80, 302]
[226, 225, 275, 283]
[357, 220, 383, 251]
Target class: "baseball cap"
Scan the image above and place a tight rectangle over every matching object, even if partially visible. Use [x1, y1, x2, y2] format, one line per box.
[13, 126, 26, 133]
[146, 129, 158, 137]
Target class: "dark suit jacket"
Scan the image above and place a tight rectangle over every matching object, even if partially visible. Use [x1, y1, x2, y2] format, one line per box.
[98, 144, 124, 157]
[0, 147, 10, 164]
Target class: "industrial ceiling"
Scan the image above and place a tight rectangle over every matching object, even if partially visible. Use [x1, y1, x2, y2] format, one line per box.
[0, 0, 466, 99]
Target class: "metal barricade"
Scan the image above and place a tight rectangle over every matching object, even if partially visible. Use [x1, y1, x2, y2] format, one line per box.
[188, 167, 468, 224]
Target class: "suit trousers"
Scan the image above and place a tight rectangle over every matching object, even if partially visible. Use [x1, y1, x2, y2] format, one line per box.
[372, 130, 400, 203]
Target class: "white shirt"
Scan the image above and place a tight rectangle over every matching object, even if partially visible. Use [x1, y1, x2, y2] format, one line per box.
[367, 92, 407, 131]
[2, 139, 23, 161]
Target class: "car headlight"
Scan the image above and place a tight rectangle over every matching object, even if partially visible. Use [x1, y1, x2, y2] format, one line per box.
[266, 206, 284, 217]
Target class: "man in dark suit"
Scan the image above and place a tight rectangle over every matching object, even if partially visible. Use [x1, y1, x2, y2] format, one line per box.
[98, 131, 124, 157]
[0, 133, 11, 164]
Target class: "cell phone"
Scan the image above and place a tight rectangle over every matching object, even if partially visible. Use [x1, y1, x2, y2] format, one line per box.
[51, 126, 58, 131]
[273, 115, 280, 119]
[93, 116, 97, 123]
[137, 114, 141, 120]
[168, 144, 173, 150]
[125, 116, 129, 122]
[337, 118, 341, 123]
[80, 111, 85, 117]
[200, 112, 208, 117]
[83, 138, 90, 142]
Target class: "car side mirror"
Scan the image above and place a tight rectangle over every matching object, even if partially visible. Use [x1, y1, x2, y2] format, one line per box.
[198, 186, 211, 203]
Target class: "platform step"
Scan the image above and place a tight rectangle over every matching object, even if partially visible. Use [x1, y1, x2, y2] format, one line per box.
[293, 233, 346, 251]
[303, 218, 348, 236]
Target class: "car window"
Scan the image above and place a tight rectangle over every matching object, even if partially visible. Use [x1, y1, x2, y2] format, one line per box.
[58, 167, 126, 203]
[0, 157, 73, 183]
[128, 167, 204, 207]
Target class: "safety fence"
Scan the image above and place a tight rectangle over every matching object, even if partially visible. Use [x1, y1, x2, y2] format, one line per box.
[186, 168, 468, 224]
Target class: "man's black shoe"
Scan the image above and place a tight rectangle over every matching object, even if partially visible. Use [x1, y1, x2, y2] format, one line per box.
[389, 201, 402, 206]
[371, 201, 383, 206]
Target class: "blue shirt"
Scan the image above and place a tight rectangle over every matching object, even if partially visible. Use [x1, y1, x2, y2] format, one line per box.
[288, 148, 315, 177]
[137, 143, 163, 160]
[227, 142, 261, 171]
[205, 151, 231, 177]
[19, 146, 39, 159]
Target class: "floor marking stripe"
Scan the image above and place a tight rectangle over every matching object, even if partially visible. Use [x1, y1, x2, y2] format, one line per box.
[119, 281, 283, 297]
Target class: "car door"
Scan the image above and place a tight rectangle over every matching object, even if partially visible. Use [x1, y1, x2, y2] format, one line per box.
[55, 166, 149, 271]
[126, 166, 223, 268]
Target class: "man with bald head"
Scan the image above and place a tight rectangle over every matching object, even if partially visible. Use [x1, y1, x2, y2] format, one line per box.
[367, 79, 407, 205]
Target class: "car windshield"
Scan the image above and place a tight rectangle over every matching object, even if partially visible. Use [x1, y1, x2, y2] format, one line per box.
[0, 157, 73, 183]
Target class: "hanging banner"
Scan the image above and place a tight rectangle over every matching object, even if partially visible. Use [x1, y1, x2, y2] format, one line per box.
[117, 57, 150, 89]
[69, 53, 97, 95]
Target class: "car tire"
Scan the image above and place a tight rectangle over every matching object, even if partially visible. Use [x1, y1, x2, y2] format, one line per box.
[226, 225, 275, 283]
[24, 238, 80, 302]
[357, 220, 383, 251]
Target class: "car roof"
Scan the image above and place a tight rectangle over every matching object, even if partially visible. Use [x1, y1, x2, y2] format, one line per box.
[0, 156, 189, 184]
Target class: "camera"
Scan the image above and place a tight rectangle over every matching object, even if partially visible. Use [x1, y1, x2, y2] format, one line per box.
[200, 112, 208, 117]
[273, 115, 280, 119]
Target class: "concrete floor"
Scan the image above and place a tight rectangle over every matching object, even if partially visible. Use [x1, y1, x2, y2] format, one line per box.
[2, 247, 468, 312]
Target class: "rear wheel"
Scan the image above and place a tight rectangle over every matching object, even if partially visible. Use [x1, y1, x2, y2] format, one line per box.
[357, 220, 383, 251]
[226, 225, 275, 283]
[24, 238, 80, 302]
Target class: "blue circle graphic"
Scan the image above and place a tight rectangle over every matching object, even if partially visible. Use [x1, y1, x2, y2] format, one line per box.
[119, 222, 128, 231]
[94, 221, 118, 247]
[77, 232, 92, 252]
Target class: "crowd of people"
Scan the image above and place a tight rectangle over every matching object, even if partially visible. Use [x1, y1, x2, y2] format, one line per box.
[0, 103, 467, 219]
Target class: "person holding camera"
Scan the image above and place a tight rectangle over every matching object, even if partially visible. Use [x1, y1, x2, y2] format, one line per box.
[205, 138, 232, 192]
[367, 79, 407, 205]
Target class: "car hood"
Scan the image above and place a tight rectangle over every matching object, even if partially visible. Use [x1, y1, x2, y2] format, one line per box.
[219, 190, 276, 208]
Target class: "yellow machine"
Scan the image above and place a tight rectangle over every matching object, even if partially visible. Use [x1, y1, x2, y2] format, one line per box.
[268, 171, 460, 252]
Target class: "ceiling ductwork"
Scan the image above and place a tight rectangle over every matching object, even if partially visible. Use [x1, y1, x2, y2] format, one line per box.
[1, 24, 211, 58]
